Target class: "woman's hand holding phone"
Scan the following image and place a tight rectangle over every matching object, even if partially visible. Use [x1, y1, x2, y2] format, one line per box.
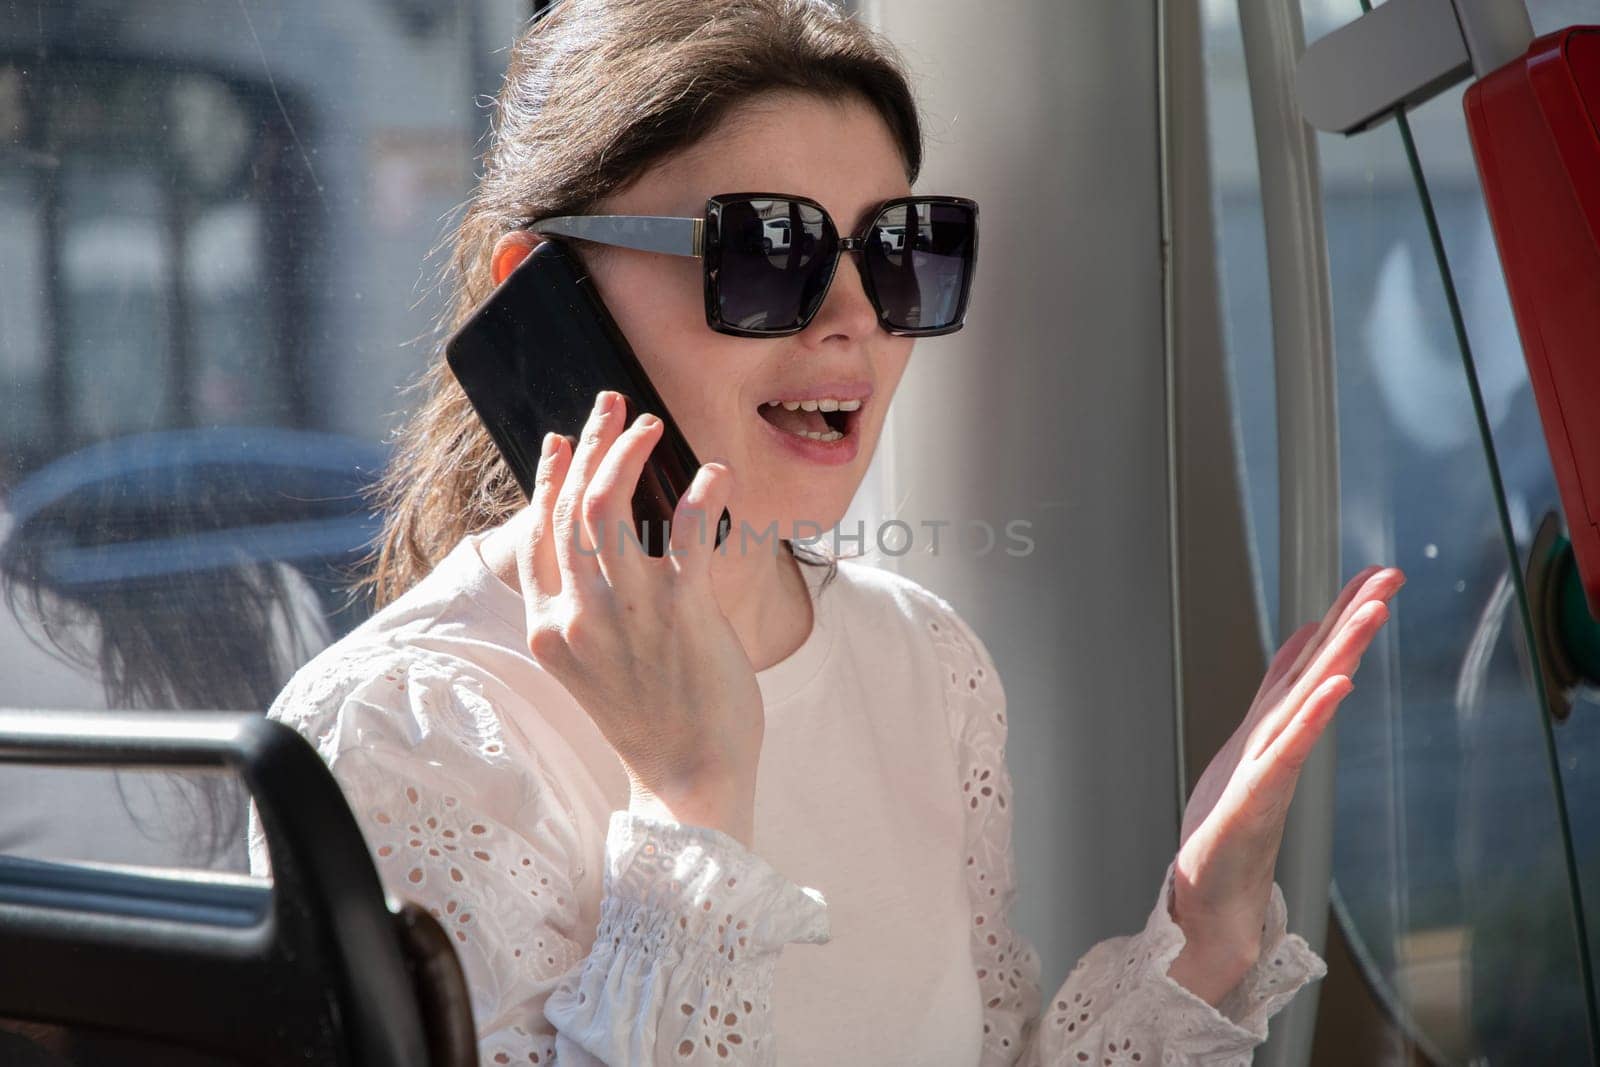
[514, 389, 763, 849]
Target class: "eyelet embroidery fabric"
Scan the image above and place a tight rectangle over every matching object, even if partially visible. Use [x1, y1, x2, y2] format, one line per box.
[247, 577, 1327, 1066]
[247, 643, 830, 1066]
[543, 811, 829, 1063]
[921, 595, 1329, 1066]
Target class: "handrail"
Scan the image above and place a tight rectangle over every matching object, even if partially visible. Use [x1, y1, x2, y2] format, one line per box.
[1234, 1, 1341, 1065]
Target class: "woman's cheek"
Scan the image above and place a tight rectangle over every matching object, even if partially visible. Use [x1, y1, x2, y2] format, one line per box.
[653, 368, 730, 464]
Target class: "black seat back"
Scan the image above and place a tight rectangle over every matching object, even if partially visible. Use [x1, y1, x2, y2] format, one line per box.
[0, 709, 477, 1066]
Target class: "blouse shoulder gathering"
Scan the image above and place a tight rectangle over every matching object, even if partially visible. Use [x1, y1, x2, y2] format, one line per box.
[900, 578, 1329, 1065]
[247, 630, 831, 1065]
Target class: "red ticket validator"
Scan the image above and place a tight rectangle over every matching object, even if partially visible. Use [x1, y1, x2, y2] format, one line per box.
[1466, 27, 1600, 617]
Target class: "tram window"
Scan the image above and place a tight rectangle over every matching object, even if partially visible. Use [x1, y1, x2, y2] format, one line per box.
[0, 165, 47, 449]
[0, 0, 530, 883]
[1203, 0, 1599, 1063]
[0, 57, 307, 478]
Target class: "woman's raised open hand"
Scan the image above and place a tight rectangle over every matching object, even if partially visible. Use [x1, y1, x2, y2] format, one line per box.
[1165, 564, 1405, 1004]
[512, 389, 763, 848]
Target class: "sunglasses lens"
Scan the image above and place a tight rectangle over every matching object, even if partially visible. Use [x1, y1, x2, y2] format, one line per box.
[713, 198, 834, 333]
[865, 201, 975, 331]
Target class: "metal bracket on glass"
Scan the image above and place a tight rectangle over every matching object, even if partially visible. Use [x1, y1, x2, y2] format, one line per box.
[1296, 0, 1534, 134]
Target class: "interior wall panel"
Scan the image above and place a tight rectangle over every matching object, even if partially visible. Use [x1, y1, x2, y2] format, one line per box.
[854, 0, 1180, 1002]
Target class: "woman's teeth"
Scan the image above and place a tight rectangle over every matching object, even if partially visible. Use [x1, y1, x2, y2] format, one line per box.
[759, 397, 858, 442]
[763, 398, 863, 412]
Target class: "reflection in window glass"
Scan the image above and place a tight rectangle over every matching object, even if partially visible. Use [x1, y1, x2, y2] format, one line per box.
[60, 162, 174, 441]
[0, 764, 249, 874]
[0, 1, 525, 879]
[0, 166, 46, 454]
[185, 203, 278, 426]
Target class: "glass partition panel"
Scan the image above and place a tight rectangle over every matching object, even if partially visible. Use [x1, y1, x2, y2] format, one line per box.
[1204, 0, 1599, 1060]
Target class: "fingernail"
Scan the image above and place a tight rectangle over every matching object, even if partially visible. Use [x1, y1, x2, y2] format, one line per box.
[593, 391, 615, 417]
[637, 413, 661, 431]
[541, 432, 557, 459]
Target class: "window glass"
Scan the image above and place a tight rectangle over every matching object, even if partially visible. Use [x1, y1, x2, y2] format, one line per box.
[0, 0, 528, 878]
[59, 161, 175, 440]
[186, 203, 279, 426]
[0, 166, 47, 454]
[1204, 0, 1598, 1060]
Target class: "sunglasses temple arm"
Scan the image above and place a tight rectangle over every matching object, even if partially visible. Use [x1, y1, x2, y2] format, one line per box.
[528, 215, 704, 258]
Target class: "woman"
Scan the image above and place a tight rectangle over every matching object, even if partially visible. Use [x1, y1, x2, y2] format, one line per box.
[247, 0, 1403, 1062]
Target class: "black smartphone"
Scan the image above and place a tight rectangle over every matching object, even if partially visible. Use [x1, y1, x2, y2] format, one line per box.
[444, 238, 731, 557]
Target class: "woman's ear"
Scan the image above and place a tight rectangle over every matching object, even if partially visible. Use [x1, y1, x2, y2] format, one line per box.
[491, 230, 544, 286]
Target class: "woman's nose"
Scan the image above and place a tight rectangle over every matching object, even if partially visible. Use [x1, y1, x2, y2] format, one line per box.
[803, 251, 880, 342]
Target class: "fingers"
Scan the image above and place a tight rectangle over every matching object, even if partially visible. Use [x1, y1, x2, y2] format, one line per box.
[1251, 598, 1389, 760]
[1313, 599, 1391, 689]
[668, 459, 735, 582]
[1277, 566, 1403, 698]
[1280, 566, 1381, 684]
[553, 391, 626, 590]
[519, 430, 572, 611]
[582, 409, 667, 581]
[1259, 673, 1353, 784]
[1253, 621, 1319, 706]
[1245, 566, 1384, 722]
[1300, 569, 1404, 690]
[1229, 673, 1353, 833]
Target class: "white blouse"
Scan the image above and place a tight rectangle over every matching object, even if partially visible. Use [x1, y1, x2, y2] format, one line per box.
[246, 531, 1326, 1065]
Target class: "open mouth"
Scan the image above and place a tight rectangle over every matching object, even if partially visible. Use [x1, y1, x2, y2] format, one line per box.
[756, 398, 859, 443]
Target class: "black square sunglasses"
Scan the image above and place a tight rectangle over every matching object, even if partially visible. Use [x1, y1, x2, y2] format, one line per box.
[525, 192, 979, 338]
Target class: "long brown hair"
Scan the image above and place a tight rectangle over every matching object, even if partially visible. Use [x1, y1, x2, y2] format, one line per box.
[361, 0, 924, 609]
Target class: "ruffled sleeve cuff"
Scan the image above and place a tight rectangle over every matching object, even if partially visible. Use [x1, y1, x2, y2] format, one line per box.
[1123, 859, 1329, 1056]
[1212, 869, 1329, 1037]
[603, 810, 832, 955]
[542, 812, 831, 1061]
